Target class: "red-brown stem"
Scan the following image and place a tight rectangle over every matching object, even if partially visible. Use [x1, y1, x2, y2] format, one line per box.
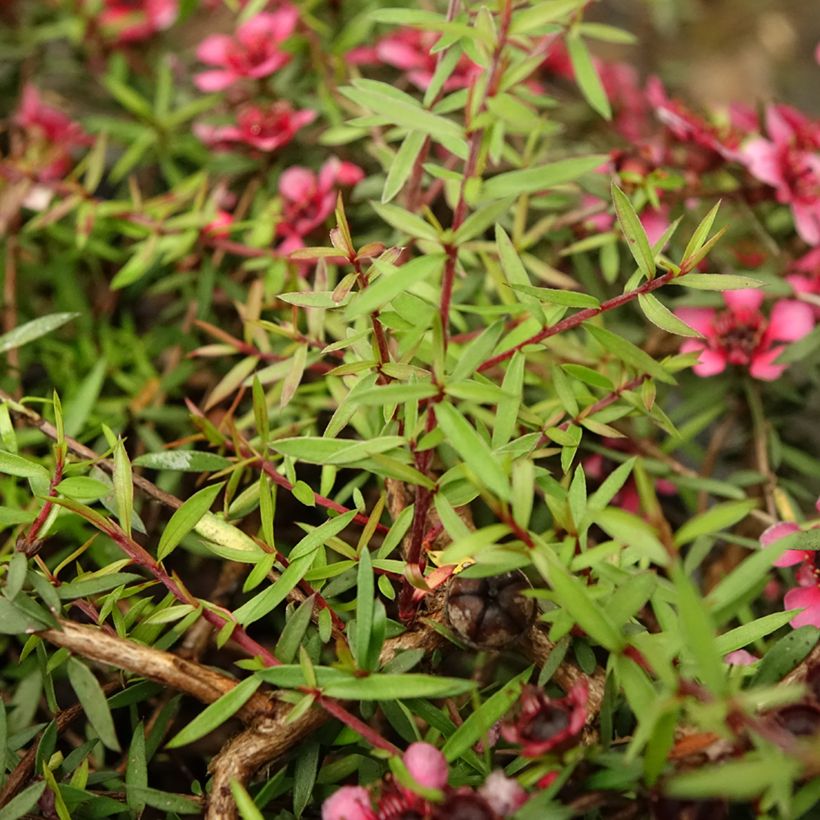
[317, 696, 400, 755]
[18, 452, 64, 554]
[352, 257, 391, 380]
[478, 269, 678, 373]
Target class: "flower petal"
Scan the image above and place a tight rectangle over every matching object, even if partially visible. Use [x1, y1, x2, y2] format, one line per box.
[767, 300, 815, 342]
[749, 346, 787, 381]
[691, 347, 728, 377]
[675, 308, 716, 337]
[723, 288, 764, 312]
[196, 34, 232, 65]
[195, 70, 236, 92]
[784, 585, 820, 629]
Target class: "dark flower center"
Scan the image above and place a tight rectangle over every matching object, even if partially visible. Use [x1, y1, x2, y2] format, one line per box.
[527, 705, 570, 741]
[713, 309, 765, 364]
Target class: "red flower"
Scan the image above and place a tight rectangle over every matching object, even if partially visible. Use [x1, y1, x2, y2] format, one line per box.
[500, 681, 588, 757]
[348, 27, 480, 91]
[195, 7, 298, 92]
[14, 85, 90, 182]
[676, 289, 814, 380]
[194, 102, 315, 153]
[98, 0, 178, 44]
[741, 105, 820, 245]
[277, 157, 364, 253]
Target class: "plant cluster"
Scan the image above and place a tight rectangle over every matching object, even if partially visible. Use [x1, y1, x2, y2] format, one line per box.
[0, 1, 819, 818]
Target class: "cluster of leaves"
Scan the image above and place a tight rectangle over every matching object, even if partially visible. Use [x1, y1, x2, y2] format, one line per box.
[1, 0, 819, 819]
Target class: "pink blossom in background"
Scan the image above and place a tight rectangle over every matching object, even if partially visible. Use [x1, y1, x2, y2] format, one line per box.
[202, 210, 234, 239]
[741, 105, 820, 245]
[195, 7, 298, 91]
[98, 0, 178, 44]
[14, 85, 90, 181]
[194, 102, 315, 152]
[478, 771, 528, 816]
[787, 246, 820, 318]
[402, 742, 448, 791]
[348, 27, 480, 91]
[639, 204, 670, 246]
[676, 289, 814, 380]
[277, 157, 364, 253]
[725, 650, 758, 666]
[321, 785, 375, 820]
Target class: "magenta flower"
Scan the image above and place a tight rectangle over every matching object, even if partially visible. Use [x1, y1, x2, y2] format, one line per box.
[676, 289, 814, 380]
[195, 8, 298, 92]
[403, 742, 448, 791]
[14, 85, 90, 182]
[501, 681, 587, 757]
[348, 27, 480, 91]
[277, 157, 364, 253]
[321, 785, 376, 820]
[98, 0, 178, 44]
[194, 102, 315, 153]
[741, 105, 820, 245]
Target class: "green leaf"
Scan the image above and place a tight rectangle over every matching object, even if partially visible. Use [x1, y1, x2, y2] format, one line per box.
[435, 402, 510, 501]
[672, 566, 724, 695]
[594, 508, 669, 566]
[293, 740, 319, 818]
[749, 626, 820, 687]
[369, 202, 439, 241]
[354, 383, 439, 406]
[715, 611, 797, 655]
[67, 658, 120, 751]
[56, 573, 143, 599]
[674, 500, 757, 547]
[682, 201, 721, 265]
[0, 313, 79, 355]
[0, 597, 50, 633]
[133, 451, 233, 472]
[255, 667, 475, 700]
[355, 549, 375, 670]
[124, 787, 201, 814]
[533, 542, 624, 651]
[0, 450, 50, 481]
[126, 723, 148, 815]
[586, 324, 675, 384]
[113, 438, 133, 537]
[270, 436, 405, 466]
[275, 597, 315, 663]
[670, 273, 763, 291]
[567, 33, 611, 119]
[588, 457, 636, 511]
[56, 476, 111, 501]
[0, 781, 47, 820]
[482, 155, 607, 200]
[665, 755, 799, 800]
[166, 677, 261, 748]
[158, 482, 224, 561]
[347, 255, 445, 318]
[231, 780, 264, 820]
[511, 0, 585, 34]
[193, 513, 267, 563]
[442, 667, 531, 762]
[383, 130, 427, 204]
[638, 293, 702, 338]
[234, 511, 357, 625]
[611, 184, 654, 280]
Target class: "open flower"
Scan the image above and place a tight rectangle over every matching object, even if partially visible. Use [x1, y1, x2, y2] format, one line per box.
[501, 681, 588, 757]
[676, 289, 814, 380]
[277, 157, 364, 253]
[194, 102, 315, 153]
[195, 7, 298, 91]
[14, 85, 90, 182]
[98, 0, 178, 44]
[741, 105, 820, 245]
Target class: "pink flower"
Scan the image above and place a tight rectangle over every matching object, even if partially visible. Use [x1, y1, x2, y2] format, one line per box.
[725, 650, 758, 666]
[348, 27, 480, 91]
[764, 521, 807, 568]
[195, 8, 298, 91]
[501, 681, 587, 757]
[202, 210, 234, 239]
[786, 247, 820, 319]
[14, 85, 90, 181]
[676, 289, 814, 380]
[194, 102, 315, 153]
[277, 157, 364, 253]
[639, 204, 670, 246]
[784, 579, 820, 629]
[403, 742, 448, 791]
[321, 785, 375, 820]
[98, 0, 178, 44]
[741, 105, 820, 245]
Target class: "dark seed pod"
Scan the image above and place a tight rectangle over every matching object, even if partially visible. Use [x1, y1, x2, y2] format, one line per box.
[445, 570, 535, 649]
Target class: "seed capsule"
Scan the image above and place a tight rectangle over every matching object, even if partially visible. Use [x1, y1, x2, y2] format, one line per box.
[445, 570, 535, 649]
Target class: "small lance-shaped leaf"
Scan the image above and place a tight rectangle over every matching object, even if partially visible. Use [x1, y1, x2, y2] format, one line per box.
[67, 658, 121, 751]
[670, 273, 762, 291]
[672, 566, 725, 695]
[665, 755, 799, 801]
[611, 184, 655, 280]
[126, 723, 148, 816]
[0, 781, 47, 820]
[134, 450, 233, 472]
[674, 499, 757, 547]
[435, 402, 511, 501]
[0, 597, 50, 634]
[113, 438, 133, 537]
[510, 0, 585, 34]
[166, 677, 261, 749]
[275, 596, 315, 663]
[567, 32, 611, 120]
[442, 667, 531, 762]
[281, 344, 307, 409]
[482, 154, 607, 200]
[193, 513, 267, 563]
[749, 626, 819, 687]
[355, 548, 375, 670]
[533, 542, 624, 651]
[638, 294, 702, 338]
[586, 324, 676, 385]
[0, 312, 79, 356]
[234, 511, 357, 625]
[681, 201, 721, 267]
[0, 450, 50, 481]
[158, 482, 224, 561]
[382, 130, 426, 204]
[230, 780, 264, 820]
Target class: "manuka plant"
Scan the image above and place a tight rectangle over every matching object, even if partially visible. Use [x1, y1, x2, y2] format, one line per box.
[0, 0, 819, 818]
